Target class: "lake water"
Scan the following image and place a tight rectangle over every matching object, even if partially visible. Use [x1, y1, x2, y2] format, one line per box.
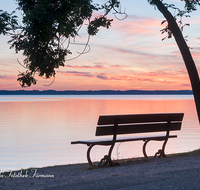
[0, 95, 200, 172]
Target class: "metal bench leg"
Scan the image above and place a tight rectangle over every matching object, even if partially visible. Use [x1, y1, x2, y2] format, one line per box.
[98, 155, 113, 167]
[98, 143, 120, 167]
[107, 142, 115, 166]
[155, 138, 168, 158]
[143, 139, 150, 158]
[143, 138, 169, 159]
[87, 144, 119, 167]
[87, 144, 95, 166]
[154, 118, 171, 158]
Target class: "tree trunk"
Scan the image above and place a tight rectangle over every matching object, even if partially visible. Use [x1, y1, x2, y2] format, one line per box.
[152, 0, 200, 124]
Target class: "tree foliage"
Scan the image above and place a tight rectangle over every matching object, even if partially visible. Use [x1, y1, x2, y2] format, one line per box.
[7, 0, 120, 87]
[0, 10, 18, 35]
[148, 0, 200, 40]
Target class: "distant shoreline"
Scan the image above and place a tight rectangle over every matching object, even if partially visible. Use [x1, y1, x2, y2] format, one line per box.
[0, 90, 193, 95]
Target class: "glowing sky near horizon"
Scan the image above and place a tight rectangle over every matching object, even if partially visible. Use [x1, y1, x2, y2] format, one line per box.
[1, 0, 200, 91]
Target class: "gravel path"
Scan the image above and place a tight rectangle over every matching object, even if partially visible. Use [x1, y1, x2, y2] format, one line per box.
[1, 153, 200, 190]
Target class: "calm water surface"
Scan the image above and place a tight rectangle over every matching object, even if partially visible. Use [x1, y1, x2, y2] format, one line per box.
[0, 95, 200, 171]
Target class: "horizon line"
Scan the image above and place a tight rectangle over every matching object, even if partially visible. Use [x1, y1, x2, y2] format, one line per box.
[0, 90, 193, 95]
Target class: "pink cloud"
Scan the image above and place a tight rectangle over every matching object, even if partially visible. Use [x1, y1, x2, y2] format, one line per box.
[61, 71, 94, 77]
[112, 15, 162, 36]
[65, 63, 107, 70]
[65, 63, 130, 70]
[58, 70, 188, 86]
[0, 84, 18, 88]
[108, 65, 129, 69]
[191, 49, 200, 58]
[103, 45, 157, 58]
[0, 75, 16, 80]
[182, 84, 191, 87]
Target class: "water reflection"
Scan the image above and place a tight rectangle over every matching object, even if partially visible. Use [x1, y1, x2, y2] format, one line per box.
[0, 95, 199, 171]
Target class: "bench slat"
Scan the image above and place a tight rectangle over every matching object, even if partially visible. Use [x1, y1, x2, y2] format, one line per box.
[71, 134, 177, 145]
[97, 113, 184, 125]
[96, 122, 182, 136]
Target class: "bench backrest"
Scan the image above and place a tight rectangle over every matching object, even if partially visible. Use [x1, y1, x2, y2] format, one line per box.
[95, 113, 184, 136]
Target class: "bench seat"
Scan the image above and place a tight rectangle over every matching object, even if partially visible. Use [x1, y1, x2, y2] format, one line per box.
[71, 134, 177, 146]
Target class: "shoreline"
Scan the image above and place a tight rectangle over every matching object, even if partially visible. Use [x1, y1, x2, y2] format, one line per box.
[0, 90, 193, 95]
[1, 150, 200, 190]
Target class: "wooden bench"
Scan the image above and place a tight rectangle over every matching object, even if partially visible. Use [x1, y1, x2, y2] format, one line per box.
[71, 113, 184, 166]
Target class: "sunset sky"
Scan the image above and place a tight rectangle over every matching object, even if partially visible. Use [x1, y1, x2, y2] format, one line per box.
[1, 0, 200, 91]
